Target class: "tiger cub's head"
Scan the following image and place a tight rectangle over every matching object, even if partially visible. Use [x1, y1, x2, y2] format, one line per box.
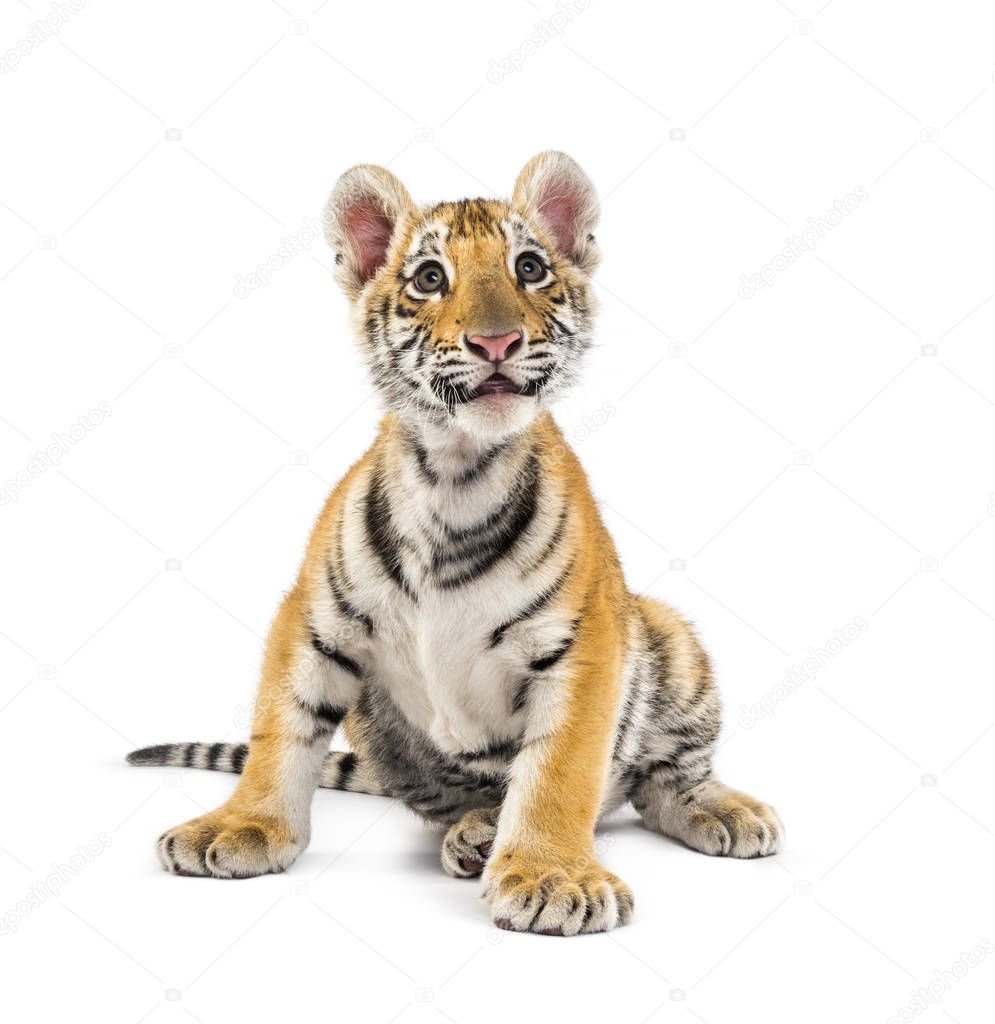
[324, 152, 599, 441]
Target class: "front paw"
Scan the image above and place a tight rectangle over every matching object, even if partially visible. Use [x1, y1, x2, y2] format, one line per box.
[483, 849, 633, 935]
[157, 811, 303, 879]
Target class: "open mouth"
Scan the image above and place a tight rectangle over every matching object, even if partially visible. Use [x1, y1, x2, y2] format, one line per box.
[473, 373, 519, 398]
[438, 373, 543, 406]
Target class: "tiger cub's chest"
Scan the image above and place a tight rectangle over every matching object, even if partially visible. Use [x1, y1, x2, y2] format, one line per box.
[365, 589, 535, 756]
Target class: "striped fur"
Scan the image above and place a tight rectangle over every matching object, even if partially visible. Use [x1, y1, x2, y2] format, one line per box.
[132, 153, 781, 931]
[126, 743, 383, 794]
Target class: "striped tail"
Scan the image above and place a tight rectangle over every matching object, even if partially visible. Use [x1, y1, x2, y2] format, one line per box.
[126, 742, 385, 795]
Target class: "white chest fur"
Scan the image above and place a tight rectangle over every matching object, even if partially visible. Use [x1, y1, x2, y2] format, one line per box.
[321, 436, 569, 757]
[366, 591, 523, 753]
[353, 535, 570, 747]
[318, 423, 573, 757]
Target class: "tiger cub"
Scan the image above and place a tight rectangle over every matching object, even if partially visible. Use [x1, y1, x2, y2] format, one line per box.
[128, 152, 782, 935]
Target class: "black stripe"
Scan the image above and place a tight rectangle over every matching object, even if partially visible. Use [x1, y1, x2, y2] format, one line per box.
[435, 454, 541, 590]
[511, 678, 532, 715]
[612, 686, 640, 759]
[640, 608, 670, 683]
[414, 341, 430, 371]
[389, 327, 426, 376]
[313, 704, 346, 727]
[524, 505, 569, 576]
[410, 440, 439, 486]
[327, 558, 375, 636]
[455, 737, 519, 762]
[293, 691, 346, 731]
[619, 758, 658, 794]
[623, 755, 687, 795]
[310, 629, 363, 679]
[336, 752, 358, 789]
[231, 744, 248, 773]
[490, 560, 574, 647]
[433, 483, 522, 546]
[529, 634, 575, 672]
[365, 466, 418, 602]
[453, 443, 506, 487]
[329, 511, 375, 635]
[672, 738, 710, 761]
[689, 671, 710, 706]
[546, 314, 575, 338]
[183, 743, 196, 768]
[430, 371, 474, 410]
[440, 765, 504, 789]
[125, 743, 176, 766]
[207, 742, 225, 770]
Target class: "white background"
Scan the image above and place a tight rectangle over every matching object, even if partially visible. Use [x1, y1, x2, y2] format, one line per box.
[2, 1, 994, 1021]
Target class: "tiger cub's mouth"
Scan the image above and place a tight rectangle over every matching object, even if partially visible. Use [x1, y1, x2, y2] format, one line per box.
[472, 374, 544, 401]
[473, 373, 518, 397]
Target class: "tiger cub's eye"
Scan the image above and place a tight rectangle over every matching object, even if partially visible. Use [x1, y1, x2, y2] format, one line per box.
[515, 252, 546, 284]
[413, 261, 447, 294]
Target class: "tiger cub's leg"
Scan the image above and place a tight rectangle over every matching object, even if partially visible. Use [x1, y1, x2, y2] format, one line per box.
[630, 596, 783, 858]
[441, 807, 499, 879]
[483, 603, 634, 936]
[156, 587, 362, 878]
[632, 772, 783, 858]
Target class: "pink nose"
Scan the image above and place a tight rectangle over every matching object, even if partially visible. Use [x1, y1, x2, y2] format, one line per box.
[465, 331, 523, 363]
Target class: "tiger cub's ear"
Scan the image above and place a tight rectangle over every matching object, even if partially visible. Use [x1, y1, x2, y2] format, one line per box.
[512, 152, 599, 274]
[323, 165, 415, 297]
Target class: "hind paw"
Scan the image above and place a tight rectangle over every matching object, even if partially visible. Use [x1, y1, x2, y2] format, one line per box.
[441, 807, 499, 878]
[679, 782, 783, 858]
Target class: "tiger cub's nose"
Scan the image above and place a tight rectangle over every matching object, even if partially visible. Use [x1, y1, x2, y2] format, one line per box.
[464, 331, 523, 364]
